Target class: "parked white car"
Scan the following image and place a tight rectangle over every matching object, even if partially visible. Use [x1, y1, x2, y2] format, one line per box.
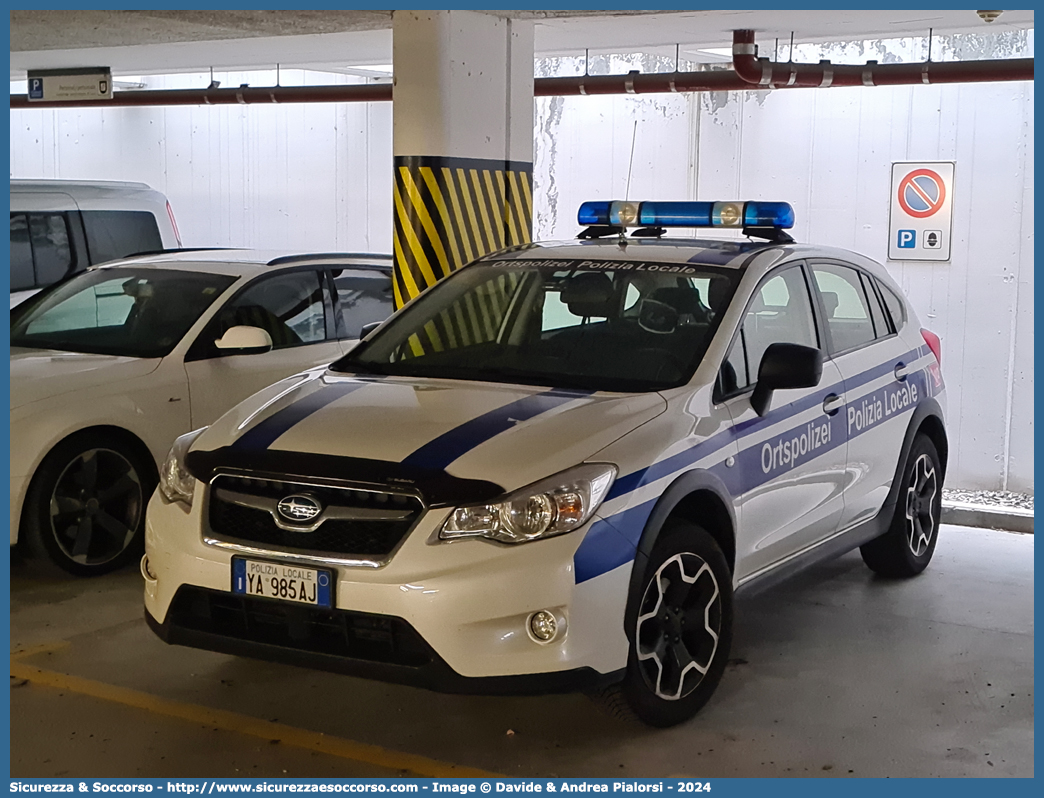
[143, 200, 948, 727]
[10, 249, 393, 575]
[10, 179, 182, 308]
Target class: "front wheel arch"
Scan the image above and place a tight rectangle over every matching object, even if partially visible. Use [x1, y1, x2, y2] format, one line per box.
[19, 426, 160, 574]
[624, 470, 736, 644]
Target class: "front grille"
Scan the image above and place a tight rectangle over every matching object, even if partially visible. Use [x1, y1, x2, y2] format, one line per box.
[167, 586, 432, 666]
[207, 475, 424, 558]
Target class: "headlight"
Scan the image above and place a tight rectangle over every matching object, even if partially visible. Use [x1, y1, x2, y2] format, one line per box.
[440, 463, 617, 544]
[159, 427, 208, 506]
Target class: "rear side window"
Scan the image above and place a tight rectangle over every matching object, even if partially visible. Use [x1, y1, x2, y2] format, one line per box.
[9, 212, 75, 291]
[859, 272, 892, 338]
[876, 279, 907, 331]
[332, 269, 394, 339]
[81, 210, 162, 264]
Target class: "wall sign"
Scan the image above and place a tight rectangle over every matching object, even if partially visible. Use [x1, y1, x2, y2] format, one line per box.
[888, 161, 955, 262]
[27, 67, 113, 102]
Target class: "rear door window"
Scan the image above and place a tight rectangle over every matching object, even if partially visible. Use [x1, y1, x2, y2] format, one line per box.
[810, 262, 877, 354]
[81, 210, 163, 263]
[332, 269, 394, 339]
[9, 212, 75, 291]
[10, 214, 35, 291]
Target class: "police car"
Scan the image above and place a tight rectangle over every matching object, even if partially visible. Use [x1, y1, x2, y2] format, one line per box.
[144, 201, 946, 727]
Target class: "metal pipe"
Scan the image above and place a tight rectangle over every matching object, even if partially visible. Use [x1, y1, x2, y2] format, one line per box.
[732, 29, 1033, 88]
[10, 82, 394, 109]
[10, 35, 1033, 109]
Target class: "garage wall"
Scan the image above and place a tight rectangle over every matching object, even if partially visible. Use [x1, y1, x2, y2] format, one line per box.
[9, 70, 393, 253]
[9, 41, 1033, 493]
[534, 66, 1034, 494]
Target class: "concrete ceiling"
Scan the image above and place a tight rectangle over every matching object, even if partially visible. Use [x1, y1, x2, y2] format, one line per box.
[9, 9, 1035, 79]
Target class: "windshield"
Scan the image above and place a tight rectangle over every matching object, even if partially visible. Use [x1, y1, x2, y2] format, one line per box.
[332, 258, 739, 392]
[11, 268, 236, 358]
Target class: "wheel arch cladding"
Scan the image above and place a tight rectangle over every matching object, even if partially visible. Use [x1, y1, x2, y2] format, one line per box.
[916, 411, 948, 477]
[623, 469, 736, 643]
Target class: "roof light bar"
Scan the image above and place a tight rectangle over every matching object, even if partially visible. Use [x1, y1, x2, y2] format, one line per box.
[577, 200, 795, 230]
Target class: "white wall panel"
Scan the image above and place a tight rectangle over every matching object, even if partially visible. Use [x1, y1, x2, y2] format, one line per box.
[10, 70, 393, 254]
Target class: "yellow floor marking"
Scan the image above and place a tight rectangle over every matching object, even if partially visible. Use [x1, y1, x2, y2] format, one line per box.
[11, 659, 498, 778]
[11, 641, 71, 661]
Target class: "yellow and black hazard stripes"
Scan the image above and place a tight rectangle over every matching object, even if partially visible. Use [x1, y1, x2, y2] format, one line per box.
[393, 155, 534, 308]
[392, 155, 533, 358]
[399, 268, 524, 360]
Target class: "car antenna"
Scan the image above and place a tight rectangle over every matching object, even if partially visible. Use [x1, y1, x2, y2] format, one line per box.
[620, 119, 639, 248]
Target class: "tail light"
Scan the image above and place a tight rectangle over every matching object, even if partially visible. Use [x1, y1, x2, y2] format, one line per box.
[921, 328, 942, 365]
[166, 201, 182, 247]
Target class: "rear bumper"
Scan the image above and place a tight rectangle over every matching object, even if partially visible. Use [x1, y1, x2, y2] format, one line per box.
[145, 586, 621, 696]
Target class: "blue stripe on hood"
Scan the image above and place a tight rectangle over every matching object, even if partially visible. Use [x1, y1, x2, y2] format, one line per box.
[400, 387, 594, 471]
[232, 380, 370, 452]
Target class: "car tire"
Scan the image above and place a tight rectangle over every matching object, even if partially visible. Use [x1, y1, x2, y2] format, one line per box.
[859, 434, 942, 578]
[20, 431, 155, 577]
[592, 522, 733, 727]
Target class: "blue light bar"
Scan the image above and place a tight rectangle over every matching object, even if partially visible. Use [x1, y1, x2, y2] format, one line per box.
[577, 200, 795, 230]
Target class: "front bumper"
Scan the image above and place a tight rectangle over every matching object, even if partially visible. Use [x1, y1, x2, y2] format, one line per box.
[144, 586, 619, 695]
[143, 488, 632, 693]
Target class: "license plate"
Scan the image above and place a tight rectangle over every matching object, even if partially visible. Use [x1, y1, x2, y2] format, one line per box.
[231, 557, 333, 608]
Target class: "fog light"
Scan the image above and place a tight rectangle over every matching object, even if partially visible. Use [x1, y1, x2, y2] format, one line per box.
[141, 555, 156, 581]
[529, 610, 558, 642]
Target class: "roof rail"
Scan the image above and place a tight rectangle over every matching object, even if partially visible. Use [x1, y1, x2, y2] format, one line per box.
[120, 247, 242, 259]
[266, 252, 393, 267]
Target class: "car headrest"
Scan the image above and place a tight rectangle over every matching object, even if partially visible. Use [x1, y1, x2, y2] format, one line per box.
[561, 272, 615, 318]
[650, 287, 704, 316]
[820, 291, 840, 318]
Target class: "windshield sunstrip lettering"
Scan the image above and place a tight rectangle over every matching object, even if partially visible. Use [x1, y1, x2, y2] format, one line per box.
[483, 258, 699, 275]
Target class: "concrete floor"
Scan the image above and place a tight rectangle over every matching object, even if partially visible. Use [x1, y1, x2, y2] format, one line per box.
[9, 525, 1033, 778]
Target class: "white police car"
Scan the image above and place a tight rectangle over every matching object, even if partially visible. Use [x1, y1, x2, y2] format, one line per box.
[144, 201, 946, 727]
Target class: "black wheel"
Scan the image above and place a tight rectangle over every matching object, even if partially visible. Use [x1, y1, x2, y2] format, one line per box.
[20, 431, 155, 577]
[593, 523, 733, 727]
[860, 434, 942, 578]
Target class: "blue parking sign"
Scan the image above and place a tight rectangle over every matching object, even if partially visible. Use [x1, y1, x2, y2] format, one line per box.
[28, 78, 43, 100]
[897, 229, 916, 249]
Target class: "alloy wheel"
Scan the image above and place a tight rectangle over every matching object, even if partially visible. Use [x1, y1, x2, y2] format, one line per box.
[635, 552, 721, 701]
[49, 448, 144, 566]
[905, 453, 938, 557]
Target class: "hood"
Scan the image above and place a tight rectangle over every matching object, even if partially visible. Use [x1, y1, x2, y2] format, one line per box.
[10, 347, 161, 410]
[199, 371, 667, 495]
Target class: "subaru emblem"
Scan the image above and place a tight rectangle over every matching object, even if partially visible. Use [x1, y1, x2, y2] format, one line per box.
[277, 494, 322, 523]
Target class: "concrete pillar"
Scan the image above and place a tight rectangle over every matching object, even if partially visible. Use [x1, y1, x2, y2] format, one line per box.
[391, 10, 534, 309]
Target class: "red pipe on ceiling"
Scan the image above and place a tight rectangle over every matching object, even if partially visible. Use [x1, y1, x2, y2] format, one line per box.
[9, 33, 1033, 108]
[731, 29, 1033, 88]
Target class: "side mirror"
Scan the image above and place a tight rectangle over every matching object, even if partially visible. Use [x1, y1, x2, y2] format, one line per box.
[214, 325, 273, 355]
[750, 342, 823, 417]
[359, 321, 382, 339]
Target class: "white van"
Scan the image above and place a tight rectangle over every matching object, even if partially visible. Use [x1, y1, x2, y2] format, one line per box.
[10, 179, 182, 307]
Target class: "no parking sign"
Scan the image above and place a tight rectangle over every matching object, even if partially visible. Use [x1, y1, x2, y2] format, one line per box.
[888, 161, 954, 261]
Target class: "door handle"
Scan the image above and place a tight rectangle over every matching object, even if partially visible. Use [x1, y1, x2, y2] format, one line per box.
[894, 362, 909, 381]
[823, 393, 844, 416]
